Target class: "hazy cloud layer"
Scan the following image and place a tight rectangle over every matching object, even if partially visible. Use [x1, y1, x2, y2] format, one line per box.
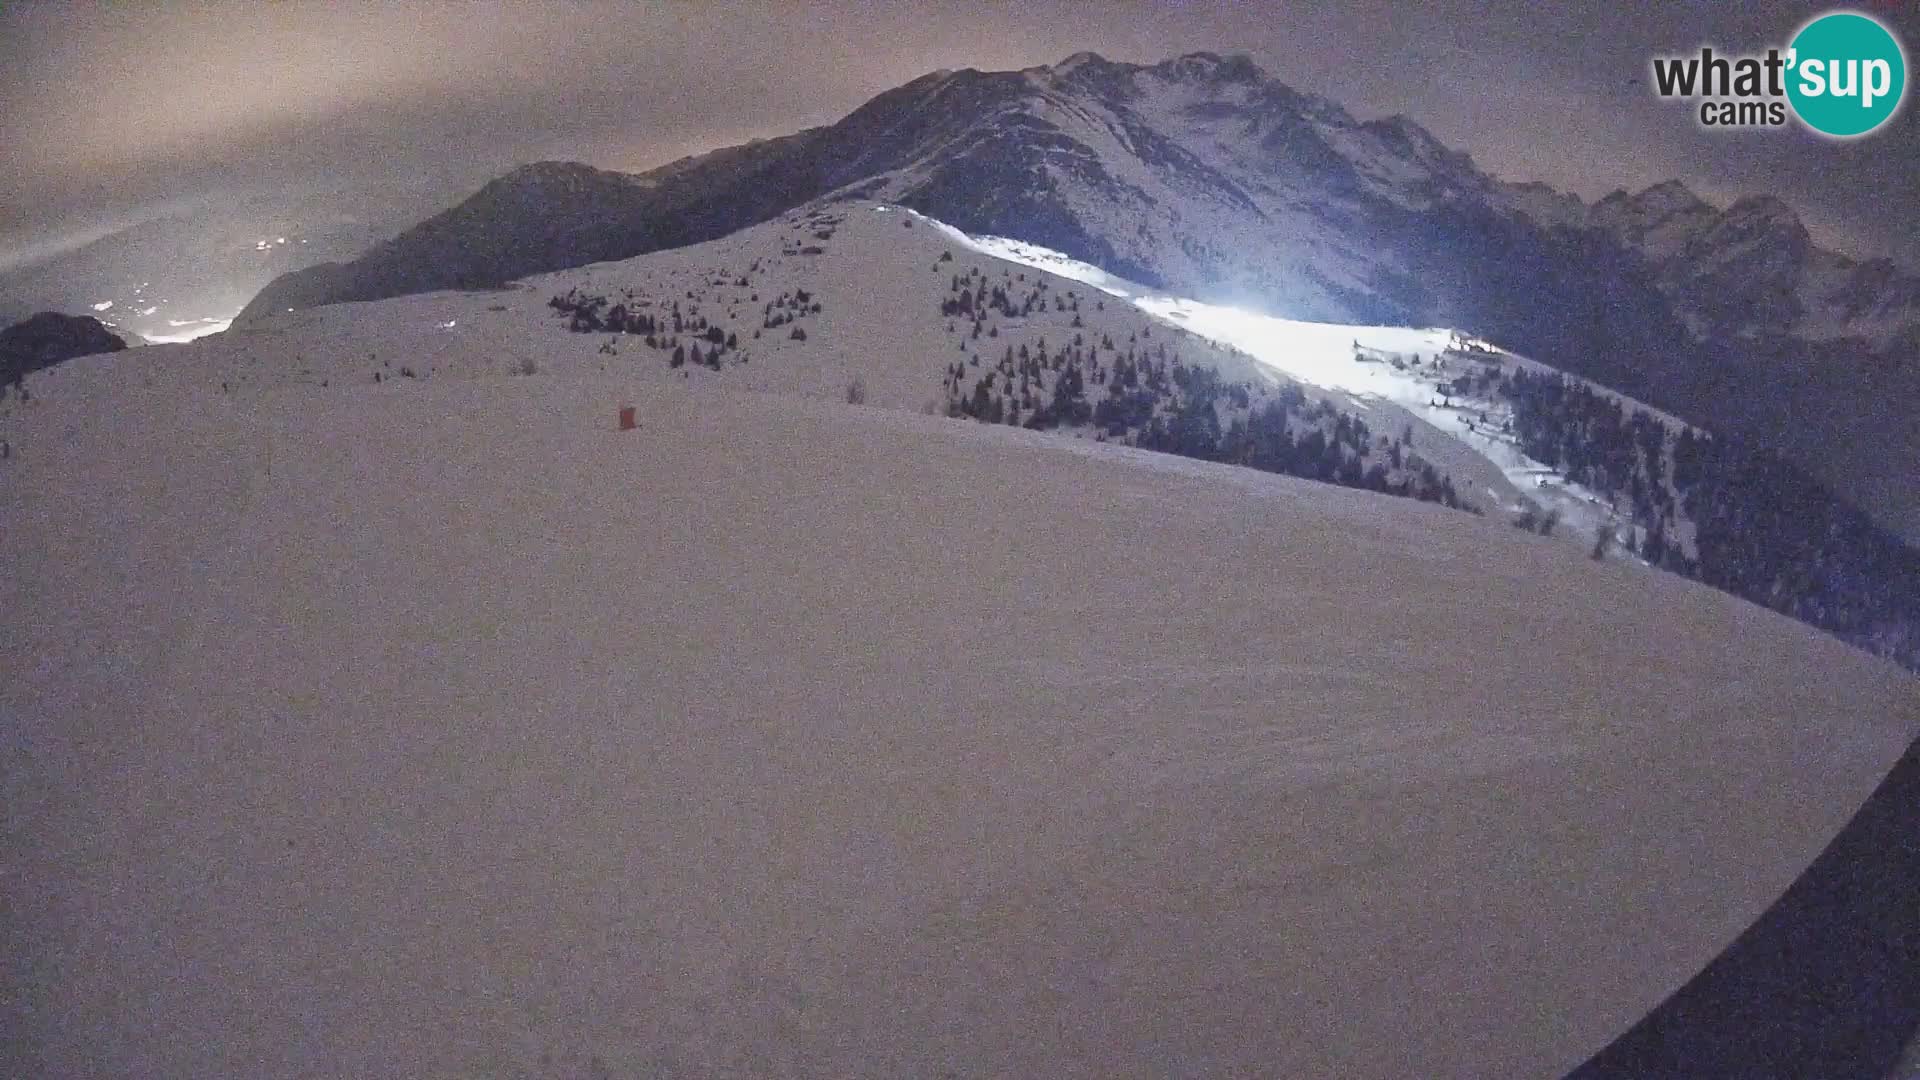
[3, 0, 1914, 265]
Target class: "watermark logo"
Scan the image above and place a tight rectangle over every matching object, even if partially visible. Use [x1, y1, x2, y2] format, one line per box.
[1787, 11, 1906, 136]
[1651, 9, 1907, 138]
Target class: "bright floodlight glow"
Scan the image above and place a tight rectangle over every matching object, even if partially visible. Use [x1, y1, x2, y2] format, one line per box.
[903, 202, 1635, 555]
[142, 316, 234, 344]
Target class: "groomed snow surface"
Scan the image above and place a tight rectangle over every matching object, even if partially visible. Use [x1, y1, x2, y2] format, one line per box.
[4, 365, 1916, 1077]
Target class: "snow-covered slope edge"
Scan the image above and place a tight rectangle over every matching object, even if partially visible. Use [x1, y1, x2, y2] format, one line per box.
[15, 202, 1507, 520]
[11, 201, 1919, 673]
[4, 370, 1915, 1079]
[41, 200, 1682, 546]
[232, 51, 1920, 544]
[922, 216, 1920, 674]
[921, 211, 1686, 556]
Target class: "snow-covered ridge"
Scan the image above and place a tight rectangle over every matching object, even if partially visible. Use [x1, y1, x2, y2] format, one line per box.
[919, 207, 1698, 559]
[221, 50, 1920, 548]
[0, 197, 1869, 609]
[6, 333, 1916, 1080]
[916, 211, 1920, 681]
[5, 190, 1919, 1078]
[7, 199, 1706, 567]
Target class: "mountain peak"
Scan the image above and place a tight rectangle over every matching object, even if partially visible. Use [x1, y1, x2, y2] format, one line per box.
[1040, 50, 1135, 91]
[474, 160, 661, 206]
[501, 160, 612, 181]
[1703, 194, 1810, 263]
[1505, 178, 1585, 205]
[1632, 179, 1710, 215]
[1154, 51, 1265, 83]
[1054, 50, 1113, 73]
[1365, 114, 1451, 156]
[476, 161, 650, 200]
[1588, 180, 1715, 238]
[1724, 193, 1800, 226]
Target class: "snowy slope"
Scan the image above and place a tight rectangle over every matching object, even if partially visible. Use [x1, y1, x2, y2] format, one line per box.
[920, 210, 1704, 561]
[7, 198, 1810, 580]
[49, 202, 1513, 517]
[238, 51, 1917, 363]
[227, 52, 1920, 540]
[14, 200, 1735, 568]
[1523, 179, 1920, 351]
[4, 365, 1915, 1079]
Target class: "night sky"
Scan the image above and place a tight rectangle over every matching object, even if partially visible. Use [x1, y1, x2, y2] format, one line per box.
[3, 0, 1915, 269]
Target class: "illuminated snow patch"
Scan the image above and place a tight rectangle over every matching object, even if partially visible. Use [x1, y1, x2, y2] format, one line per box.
[902, 208, 1139, 299]
[1133, 296, 1623, 542]
[1131, 296, 1454, 396]
[902, 203, 1638, 556]
[143, 316, 233, 344]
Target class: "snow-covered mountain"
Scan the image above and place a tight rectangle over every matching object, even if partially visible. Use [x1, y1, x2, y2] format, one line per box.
[0, 311, 126, 386]
[123, 201, 1703, 546]
[239, 51, 1590, 328]
[137, 204, 1507, 515]
[1517, 178, 1920, 350]
[35, 200, 1920, 676]
[237, 50, 1920, 359]
[7, 195, 1917, 1078]
[232, 51, 1920, 543]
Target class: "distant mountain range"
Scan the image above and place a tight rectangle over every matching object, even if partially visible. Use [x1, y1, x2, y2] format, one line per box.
[0, 180, 477, 344]
[232, 51, 1920, 541]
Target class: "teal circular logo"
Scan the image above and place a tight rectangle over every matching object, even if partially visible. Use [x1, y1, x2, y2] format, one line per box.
[1786, 11, 1907, 137]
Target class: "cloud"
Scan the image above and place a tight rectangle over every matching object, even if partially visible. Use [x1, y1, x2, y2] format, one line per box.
[1, 0, 1913, 267]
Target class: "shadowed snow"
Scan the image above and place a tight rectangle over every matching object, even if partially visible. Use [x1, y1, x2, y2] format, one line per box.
[2, 367, 1914, 1078]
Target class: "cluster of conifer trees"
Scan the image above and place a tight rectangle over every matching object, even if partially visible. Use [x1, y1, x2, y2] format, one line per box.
[1499, 367, 1920, 672]
[937, 272, 1468, 512]
[548, 283, 823, 370]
